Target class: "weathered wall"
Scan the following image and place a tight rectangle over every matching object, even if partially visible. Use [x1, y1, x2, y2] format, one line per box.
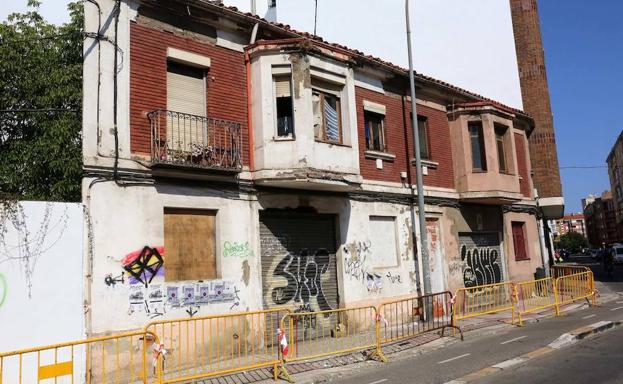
[0, 202, 84, 381]
[503, 211, 542, 282]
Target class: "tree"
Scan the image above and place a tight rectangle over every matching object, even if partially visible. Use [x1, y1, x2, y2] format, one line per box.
[558, 232, 588, 254]
[0, 0, 83, 202]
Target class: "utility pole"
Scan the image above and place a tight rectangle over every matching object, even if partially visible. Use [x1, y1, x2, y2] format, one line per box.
[405, 0, 431, 295]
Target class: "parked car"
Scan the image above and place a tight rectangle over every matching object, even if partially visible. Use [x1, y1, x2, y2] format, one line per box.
[591, 248, 602, 260]
[612, 244, 623, 263]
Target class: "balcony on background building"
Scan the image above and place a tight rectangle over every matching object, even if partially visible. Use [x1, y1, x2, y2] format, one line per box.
[148, 109, 243, 174]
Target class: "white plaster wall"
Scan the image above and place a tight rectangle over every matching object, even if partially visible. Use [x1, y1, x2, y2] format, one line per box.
[0, 201, 84, 382]
[226, 0, 523, 109]
[252, 53, 360, 175]
[85, 179, 262, 333]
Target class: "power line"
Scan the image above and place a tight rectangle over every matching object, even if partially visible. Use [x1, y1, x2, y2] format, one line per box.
[560, 166, 608, 169]
[0, 109, 79, 113]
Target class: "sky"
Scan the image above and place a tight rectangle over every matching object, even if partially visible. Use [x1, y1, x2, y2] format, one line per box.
[2, 0, 621, 214]
[538, 0, 623, 213]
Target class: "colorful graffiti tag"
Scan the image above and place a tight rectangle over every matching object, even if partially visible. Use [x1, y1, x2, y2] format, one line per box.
[122, 246, 164, 287]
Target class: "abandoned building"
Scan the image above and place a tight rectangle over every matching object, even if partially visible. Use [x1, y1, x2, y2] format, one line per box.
[82, 0, 544, 334]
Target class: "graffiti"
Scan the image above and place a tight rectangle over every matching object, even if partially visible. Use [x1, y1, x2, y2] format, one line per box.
[386, 271, 402, 284]
[342, 241, 371, 281]
[365, 273, 383, 293]
[270, 249, 333, 312]
[104, 272, 125, 287]
[461, 244, 502, 288]
[223, 241, 254, 258]
[122, 246, 164, 287]
[0, 272, 6, 308]
[186, 306, 200, 318]
[293, 303, 317, 329]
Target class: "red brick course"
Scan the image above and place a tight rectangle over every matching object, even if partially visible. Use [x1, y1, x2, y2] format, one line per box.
[129, 22, 249, 164]
[355, 86, 454, 189]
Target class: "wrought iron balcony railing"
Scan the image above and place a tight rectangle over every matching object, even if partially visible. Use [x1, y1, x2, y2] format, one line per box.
[148, 109, 243, 172]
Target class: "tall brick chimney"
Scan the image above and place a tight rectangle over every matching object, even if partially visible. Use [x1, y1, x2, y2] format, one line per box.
[510, 0, 563, 200]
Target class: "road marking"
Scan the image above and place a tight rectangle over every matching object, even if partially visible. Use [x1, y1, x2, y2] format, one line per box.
[500, 335, 526, 345]
[610, 306, 623, 311]
[438, 353, 470, 364]
[582, 314, 597, 319]
[369, 380, 388, 384]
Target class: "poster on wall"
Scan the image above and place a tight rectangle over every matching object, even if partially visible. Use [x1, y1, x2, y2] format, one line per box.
[182, 285, 196, 306]
[129, 285, 145, 313]
[166, 286, 180, 307]
[197, 283, 210, 304]
[148, 284, 165, 314]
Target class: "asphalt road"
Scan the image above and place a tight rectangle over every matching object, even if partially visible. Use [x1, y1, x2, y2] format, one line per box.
[330, 294, 623, 384]
[567, 253, 623, 296]
[477, 325, 623, 384]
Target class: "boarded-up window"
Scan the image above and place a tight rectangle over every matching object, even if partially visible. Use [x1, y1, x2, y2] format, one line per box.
[369, 216, 399, 268]
[164, 208, 217, 281]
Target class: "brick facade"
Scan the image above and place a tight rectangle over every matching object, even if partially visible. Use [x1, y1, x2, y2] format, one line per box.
[510, 0, 562, 198]
[129, 22, 249, 164]
[355, 86, 454, 189]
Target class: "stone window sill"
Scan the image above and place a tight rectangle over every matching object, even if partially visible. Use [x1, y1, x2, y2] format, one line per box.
[365, 150, 396, 161]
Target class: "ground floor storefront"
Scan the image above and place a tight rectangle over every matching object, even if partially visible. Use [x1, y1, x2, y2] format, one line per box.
[83, 179, 543, 334]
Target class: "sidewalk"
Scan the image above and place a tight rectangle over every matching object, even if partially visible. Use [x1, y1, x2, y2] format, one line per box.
[189, 288, 619, 384]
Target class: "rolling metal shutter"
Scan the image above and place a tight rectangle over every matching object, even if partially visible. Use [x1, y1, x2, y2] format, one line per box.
[458, 232, 503, 288]
[260, 212, 339, 314]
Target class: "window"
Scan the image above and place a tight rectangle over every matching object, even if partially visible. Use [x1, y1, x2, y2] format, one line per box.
[418, 116, 430, 160]
[312, 79, 342, 143]
[274, 75, 294, 137]
[364, 111, 385, 151]
[369, 216, 399, 268]
[469, 122, 486, 171]
[495, 124, 508, 173]
[164, 208, 217, 281]
[166, 60, 206, 152]
[511, 221, 529, 261]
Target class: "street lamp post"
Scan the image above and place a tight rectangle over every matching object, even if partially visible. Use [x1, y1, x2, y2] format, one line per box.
[405, 0, 432, 295]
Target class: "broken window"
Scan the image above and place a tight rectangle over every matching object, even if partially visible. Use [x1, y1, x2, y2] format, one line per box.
[417, 116, 430, 160]
[274, 75, 294, 137]
[364, 111, 385, 152]
[164, 208, 217, 281]
[312, 79, 342, 143]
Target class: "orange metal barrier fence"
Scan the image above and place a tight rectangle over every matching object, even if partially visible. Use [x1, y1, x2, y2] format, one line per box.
[550, 265, 591, 279]
[377, 291, 462, 345]
[0, 330, 159, 384]
[453, 282, 517, 326]
[556, 271, 596, 307]
[515, 277, 557, 326]
[145, 308, 290, 384]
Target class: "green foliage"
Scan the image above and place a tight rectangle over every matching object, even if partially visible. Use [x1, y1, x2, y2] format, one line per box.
[0, 1, 83, 202]
[558, 232, 588, 254]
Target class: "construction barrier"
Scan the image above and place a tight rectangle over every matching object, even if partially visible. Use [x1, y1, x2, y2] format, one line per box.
[453, 282, 516, 326]
[377, 291, 463, 345]
[550, 264, 591, 279]
[145, 308, 290, 384]
[556, 271, 596, 308]
[0, 330, 159, 384]
[516, 277, 557, 326]
[280, 306, 382, 366]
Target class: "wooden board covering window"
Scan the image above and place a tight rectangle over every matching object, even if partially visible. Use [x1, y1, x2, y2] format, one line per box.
[164, 208, 216, 281]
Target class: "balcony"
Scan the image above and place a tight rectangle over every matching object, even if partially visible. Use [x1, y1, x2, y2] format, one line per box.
[148, 109, 242, 173]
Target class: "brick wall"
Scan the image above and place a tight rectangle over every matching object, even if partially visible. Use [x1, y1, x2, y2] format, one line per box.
[355, 86, 454, 189]
[510, 0, 562, 198]
[129, 22, 248, 164]
[514, 132, 531, 198]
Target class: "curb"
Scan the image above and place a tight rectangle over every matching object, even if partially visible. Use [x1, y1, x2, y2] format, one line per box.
[444, 320, 622, 384]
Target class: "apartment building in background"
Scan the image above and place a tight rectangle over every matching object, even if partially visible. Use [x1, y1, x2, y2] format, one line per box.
[583, 192, 619, 248]
[607, 130, 623, 238]
[82, 0, 543, 335]
[550, 213, 586, 238]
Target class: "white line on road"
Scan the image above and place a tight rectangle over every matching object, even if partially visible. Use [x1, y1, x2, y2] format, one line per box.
[438, 353, 471, 364]
[582, 314, 597, 319]
[610, 306, 623, 311]
[369, 380, 388, 384]
[500, 335, 527, 345]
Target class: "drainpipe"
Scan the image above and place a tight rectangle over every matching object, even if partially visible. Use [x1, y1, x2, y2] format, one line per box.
[245, 50, 255, 172]
[405, 0, 431, 295]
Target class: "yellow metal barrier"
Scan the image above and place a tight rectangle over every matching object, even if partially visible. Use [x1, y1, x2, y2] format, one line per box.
[279, 306, 383, 380]
[453, 282, 517, 325]
[377, 291, 463, 345]
[144, 308, 289, 384]
[0, 330, 159, 384]
[550, 265, 591, 279]
[516, 277, 557, 326]
[555, 271, 596, 309]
